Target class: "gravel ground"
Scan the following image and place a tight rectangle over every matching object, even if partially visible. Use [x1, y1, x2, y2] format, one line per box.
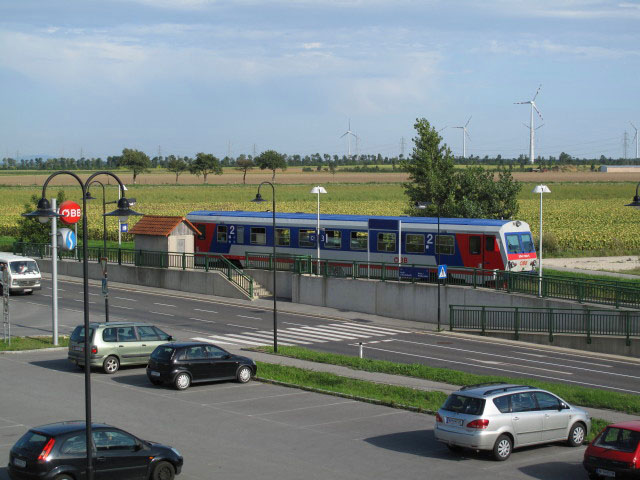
[544, 256, 640, 274]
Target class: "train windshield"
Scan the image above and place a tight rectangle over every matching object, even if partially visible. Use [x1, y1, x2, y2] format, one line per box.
[505, 233, 536, 254]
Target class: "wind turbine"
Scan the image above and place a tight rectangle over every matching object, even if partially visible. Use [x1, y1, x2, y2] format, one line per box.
[340, 119, 357, 158]
[515, 85, 543, 164]
[453, 116, 471, 158]
[631, 122, 639, 159]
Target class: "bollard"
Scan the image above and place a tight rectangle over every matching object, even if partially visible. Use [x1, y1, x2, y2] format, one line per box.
[359, 342, 363, 359]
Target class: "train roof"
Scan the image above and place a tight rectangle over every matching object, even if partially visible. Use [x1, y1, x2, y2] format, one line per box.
[187, 210, 512, 227]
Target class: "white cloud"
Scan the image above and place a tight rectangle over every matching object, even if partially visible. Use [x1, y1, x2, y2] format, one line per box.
[478, 38, 638, 60]
[303, 42, 323, 50]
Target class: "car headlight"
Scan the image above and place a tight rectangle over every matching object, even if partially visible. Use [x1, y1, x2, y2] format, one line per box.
[170, 447, 182, 457]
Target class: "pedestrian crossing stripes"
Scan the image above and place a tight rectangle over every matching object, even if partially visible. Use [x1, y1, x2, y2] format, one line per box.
[191, 322, 409, 347]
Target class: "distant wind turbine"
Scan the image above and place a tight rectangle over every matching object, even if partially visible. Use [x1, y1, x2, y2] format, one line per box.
[340, 119, 357, 158]
[453, 116, 472, 158]
[515, 85, 543, 164]
[631, 122, 639, 159]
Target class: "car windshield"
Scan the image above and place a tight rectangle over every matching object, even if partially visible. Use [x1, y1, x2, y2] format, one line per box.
[151, 346, 175, 362]
[442, 395, 485, 415]
[10, 260, 39, 274]
[14, 431, 50, 453]
[70, 326, 94, 343]
[595, 427, 640, 453]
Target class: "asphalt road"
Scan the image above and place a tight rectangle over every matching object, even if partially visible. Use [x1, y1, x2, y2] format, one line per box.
[5, 277, 640, 395]
[0, 348, 590, 480]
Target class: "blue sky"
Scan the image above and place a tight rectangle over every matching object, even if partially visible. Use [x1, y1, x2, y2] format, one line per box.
[1, 0, 638, 160]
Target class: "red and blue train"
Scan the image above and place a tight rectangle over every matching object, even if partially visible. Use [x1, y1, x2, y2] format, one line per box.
[186, 210, 538, 275]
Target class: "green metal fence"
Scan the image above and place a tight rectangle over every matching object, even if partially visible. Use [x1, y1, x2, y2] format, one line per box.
[244, 251, 640, 309]
[14, 243, 254, 298]
[449, 304, 640, 345]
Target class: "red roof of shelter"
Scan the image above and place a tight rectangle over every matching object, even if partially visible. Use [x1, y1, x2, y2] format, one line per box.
[128, 216, 201, 237]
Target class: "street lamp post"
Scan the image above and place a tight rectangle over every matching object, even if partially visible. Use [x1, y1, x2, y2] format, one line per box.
[86, 181, 109, 323]
[532, 185, 551, 297]
[23, 171, 140, 480]
[625, 182, 640, 210]
[310, 186, 327, 274]
[252, 181, 278, 353]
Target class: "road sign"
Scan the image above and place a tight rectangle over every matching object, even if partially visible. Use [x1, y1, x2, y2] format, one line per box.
[120, 223, 128, 233]
[100, 257, 108, 275]
[58, 200, 82, 225]
[57, 228, 77, 251]
[438, 265, 448, 279]
[101, 278, 108, 296]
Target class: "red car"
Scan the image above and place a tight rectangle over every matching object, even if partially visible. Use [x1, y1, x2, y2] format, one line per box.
[584, 420, 640, 479]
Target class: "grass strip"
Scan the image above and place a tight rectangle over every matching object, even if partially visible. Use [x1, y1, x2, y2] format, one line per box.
[255, 346, 640, 415]
[0, 336, 69, 352]
[256, 361, 609, 443]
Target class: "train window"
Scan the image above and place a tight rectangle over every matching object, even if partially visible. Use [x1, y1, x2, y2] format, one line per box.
[276, 228, 290, 246]
[505, 234, 522, 253]
[195, 224, 206, 241]
[299, 229, 316, 248]
[406, 234, 424, 253]
[217, 225, 228, 243]
[237, 226, 244, 244]
[486, 235, 495, 252]
[436, 235, 455, 255]
[350, 231, 367, 250]
[469, 236, 481, 255]
[521, 233, 535, 252]
[377, 232, 396, 252]
[250, 227, 267, 245]
[325, 230, 341, 249]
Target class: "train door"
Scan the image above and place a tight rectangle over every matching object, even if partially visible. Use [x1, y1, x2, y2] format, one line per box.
[482, 234, 503, 270]
[467, 235, 483, 269]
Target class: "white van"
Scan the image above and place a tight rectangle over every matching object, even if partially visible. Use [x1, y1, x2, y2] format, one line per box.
[0, 254, 42, 295]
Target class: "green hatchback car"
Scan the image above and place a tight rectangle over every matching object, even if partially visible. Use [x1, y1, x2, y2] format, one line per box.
[68, 322, 174, 374]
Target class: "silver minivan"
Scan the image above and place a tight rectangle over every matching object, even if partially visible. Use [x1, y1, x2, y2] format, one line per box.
[434, 383, 591, 460]
[0, 254, 42, 295]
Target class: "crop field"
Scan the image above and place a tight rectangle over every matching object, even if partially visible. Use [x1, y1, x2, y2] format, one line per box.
[1, 178, 638, 254]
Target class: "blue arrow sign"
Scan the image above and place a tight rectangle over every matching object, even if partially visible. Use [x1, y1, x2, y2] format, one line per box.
[438, 264, 447, 279]
[120, 223, 128, 233]
[57, 228, 77, 251]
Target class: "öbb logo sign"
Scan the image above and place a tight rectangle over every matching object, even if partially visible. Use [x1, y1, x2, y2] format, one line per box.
[58, 200, 82, 225]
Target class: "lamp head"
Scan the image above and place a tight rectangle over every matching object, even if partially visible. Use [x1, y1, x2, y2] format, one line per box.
[532, 185, 551, 194]
[626, 196, 640, 210]
[104, 197, 142, 222]
[22, 197, 63, 224]
[85, 191, 97, 201]
[252, 193, 266, 203]
[310, 186, 327, 194]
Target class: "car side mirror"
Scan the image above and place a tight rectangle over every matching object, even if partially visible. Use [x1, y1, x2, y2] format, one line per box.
[135, 443, 143, 451]
[559, 403, 568, 410]
[223, 354, 231, 359]
[167, 335, 173, 341]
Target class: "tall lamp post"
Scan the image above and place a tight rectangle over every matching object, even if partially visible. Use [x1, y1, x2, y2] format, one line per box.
[310, 186, 327, 274]
[252, 181, 278, 353]
[625, 182, 640, 210]
[532, 185, 551, 297]
[23, 171, 140, 480]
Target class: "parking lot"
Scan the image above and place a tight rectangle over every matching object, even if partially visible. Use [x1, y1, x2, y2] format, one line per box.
[0, 349, 589, 480]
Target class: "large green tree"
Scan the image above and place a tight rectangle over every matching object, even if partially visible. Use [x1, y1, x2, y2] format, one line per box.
[119, 148, 151, 184]
[402, 118, 521, 219]
[255, 150, 287, 181]
[16, 190, 67, 244]
[189, 152, 222, 183]
[235, 156, 254, 184]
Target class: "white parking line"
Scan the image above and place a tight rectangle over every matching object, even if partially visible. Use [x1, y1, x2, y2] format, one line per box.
[149, 311, 175, 317]
[227, 323, 259, 330]
[237, 315, 262, 321]
[240, 331, 312, 345]
[154, 303, 176, 307]
[74, 299, 95, 304]
[113, 305, 134, 310]
[114, 297, 136, 301]
[194, 308, 218, 314]
[341, 322, 409, 334]
[189, 318, 216, 324]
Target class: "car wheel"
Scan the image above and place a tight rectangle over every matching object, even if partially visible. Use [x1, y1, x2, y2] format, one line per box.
[493, 434, 513, 461]
[237, 365, 252, 383]
[174, 372, 191, 390]
[102, 355, 120, 374]
[152, 460, 175, 480]
[568, 422, 586, 447]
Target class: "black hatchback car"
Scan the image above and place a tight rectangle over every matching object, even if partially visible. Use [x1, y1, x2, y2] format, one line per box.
[8, 421, 183, 480]
[147, 341, 257, 390]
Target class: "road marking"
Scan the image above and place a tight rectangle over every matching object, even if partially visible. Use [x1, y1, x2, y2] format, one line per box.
[285, 327, 358, 341]
[392, 339, 640, 380]
[515, 351, 613, 368]
[43, 294, 52, 297]
[364, 344, 640, 394]
[112, 305, 134, 310]
[237, 315, 262, 320]
[194, 308, 218, 314]
[221, 333, 296, 346]
[250, 400, 356, 417]
[341, 322, 410, 334]
[238, 331, 312, 344]
[89, 293, 99, 296]
[227, 323, 259, 330]
[189, 318, 216, 324]
[74, 299, 95, 304]
[282, 321, 308, 327]
[295, 326, 363, 339]
[114, 297, 136, 301]
[149, 311, 175, 317]
[467, 358, 572, 375]
[193, 335, 267, 346]
[154, 302, 176, 307]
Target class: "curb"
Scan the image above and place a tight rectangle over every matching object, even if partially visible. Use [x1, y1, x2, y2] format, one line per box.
[0, 346, 68, 354]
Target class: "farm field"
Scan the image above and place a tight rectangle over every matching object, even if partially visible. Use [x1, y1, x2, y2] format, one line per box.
[1, 174, 638, 255]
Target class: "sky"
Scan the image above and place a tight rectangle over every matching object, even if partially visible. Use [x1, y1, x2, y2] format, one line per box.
[0, 0, 639, 161]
